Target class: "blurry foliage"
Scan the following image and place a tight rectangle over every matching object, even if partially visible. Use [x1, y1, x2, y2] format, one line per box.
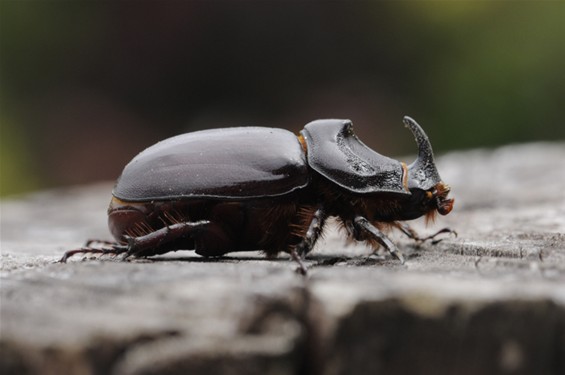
[1, 116, 40, 195]
[414, 2, 565, 148]
[0, 1, 563, 196]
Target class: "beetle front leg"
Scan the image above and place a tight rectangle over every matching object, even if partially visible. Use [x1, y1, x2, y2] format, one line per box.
[353, 216, 405, 264]
[394, 222, 457, 244]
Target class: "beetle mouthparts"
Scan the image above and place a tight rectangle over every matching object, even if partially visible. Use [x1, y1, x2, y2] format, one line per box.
[404, 116, 442, 191]
[438, 197, 454, 215]
[435, 182, 454, 215]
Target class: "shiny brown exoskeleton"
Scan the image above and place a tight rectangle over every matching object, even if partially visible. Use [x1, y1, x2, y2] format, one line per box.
[61, 117, 454, 273]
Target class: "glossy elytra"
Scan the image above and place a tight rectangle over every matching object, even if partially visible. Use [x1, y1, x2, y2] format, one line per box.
[61, 116, 455, 273]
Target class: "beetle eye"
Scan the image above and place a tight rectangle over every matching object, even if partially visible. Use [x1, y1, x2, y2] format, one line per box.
[425, 191, 433, 200]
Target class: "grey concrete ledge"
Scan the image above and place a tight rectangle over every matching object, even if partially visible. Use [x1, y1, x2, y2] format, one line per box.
[1, 142, 565, 374]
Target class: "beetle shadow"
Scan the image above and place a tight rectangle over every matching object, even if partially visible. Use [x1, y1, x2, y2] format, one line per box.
[140, 251, 405, 269]
[145, 254, 286, 264]
[144, 253, 297, 264]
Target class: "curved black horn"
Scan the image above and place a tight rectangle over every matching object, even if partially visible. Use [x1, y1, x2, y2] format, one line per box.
[403, 116, 441, 190]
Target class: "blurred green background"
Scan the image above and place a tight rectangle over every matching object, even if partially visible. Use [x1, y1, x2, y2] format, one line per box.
[1, 1, 564, 197]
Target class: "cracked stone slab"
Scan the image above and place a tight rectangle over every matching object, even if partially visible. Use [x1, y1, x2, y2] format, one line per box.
[1, 261, 309, 375]
[1, 142, 565, 374]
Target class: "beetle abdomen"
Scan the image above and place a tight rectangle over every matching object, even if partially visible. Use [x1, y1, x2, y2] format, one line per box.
[113, 127, 309, 201]
[107, 196, 314, 257]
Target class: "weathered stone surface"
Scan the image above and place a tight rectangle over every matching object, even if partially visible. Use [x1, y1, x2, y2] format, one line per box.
[1, 142, 564, 374]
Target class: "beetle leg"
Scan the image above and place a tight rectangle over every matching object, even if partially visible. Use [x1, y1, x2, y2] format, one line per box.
[394, 222, 457, 244]
[84, 239, 116, 247]
[123, 220, 210, 258]
[289, 248, 308, 276]
[394, 222, 419, 240]
[420, 227, 457, 244]
[354, 216, 405, 264]
[59, 244, 128, 263]
[61, 221, 210, 262]
[295, 206, 327, 257]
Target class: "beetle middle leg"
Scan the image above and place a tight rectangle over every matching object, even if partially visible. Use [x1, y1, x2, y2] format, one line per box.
[294, 206, 327, 257]
[287, 206, 327, 275]
[353, 216, 405, 264]
[394, 222, 457, 244]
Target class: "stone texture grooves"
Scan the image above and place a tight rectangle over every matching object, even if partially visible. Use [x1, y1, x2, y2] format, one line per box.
[1, 142, 565, 374]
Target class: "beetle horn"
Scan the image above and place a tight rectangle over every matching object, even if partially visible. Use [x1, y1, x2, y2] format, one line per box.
[404, 116, 442, 190]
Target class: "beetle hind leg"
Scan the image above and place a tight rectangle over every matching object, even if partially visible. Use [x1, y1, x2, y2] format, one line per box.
[123, 220, 211, 258]
[60, 220, 211, 262]
[84, 239, 116, 247]
[59, 243, 128, 263]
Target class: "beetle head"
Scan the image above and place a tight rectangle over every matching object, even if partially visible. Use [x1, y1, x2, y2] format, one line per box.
[392, 181, 453, 222]
[404, 116, 453, 217]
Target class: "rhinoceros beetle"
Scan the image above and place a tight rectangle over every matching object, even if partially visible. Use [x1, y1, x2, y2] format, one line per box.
[61, 116, 454, 273]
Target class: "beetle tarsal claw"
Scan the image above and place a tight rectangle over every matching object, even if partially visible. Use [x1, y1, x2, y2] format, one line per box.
[58, 242, 128, 263]
[390, 249, 405, 264]
[290, 247, 308, 276]
[371, 245, 405, 264]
